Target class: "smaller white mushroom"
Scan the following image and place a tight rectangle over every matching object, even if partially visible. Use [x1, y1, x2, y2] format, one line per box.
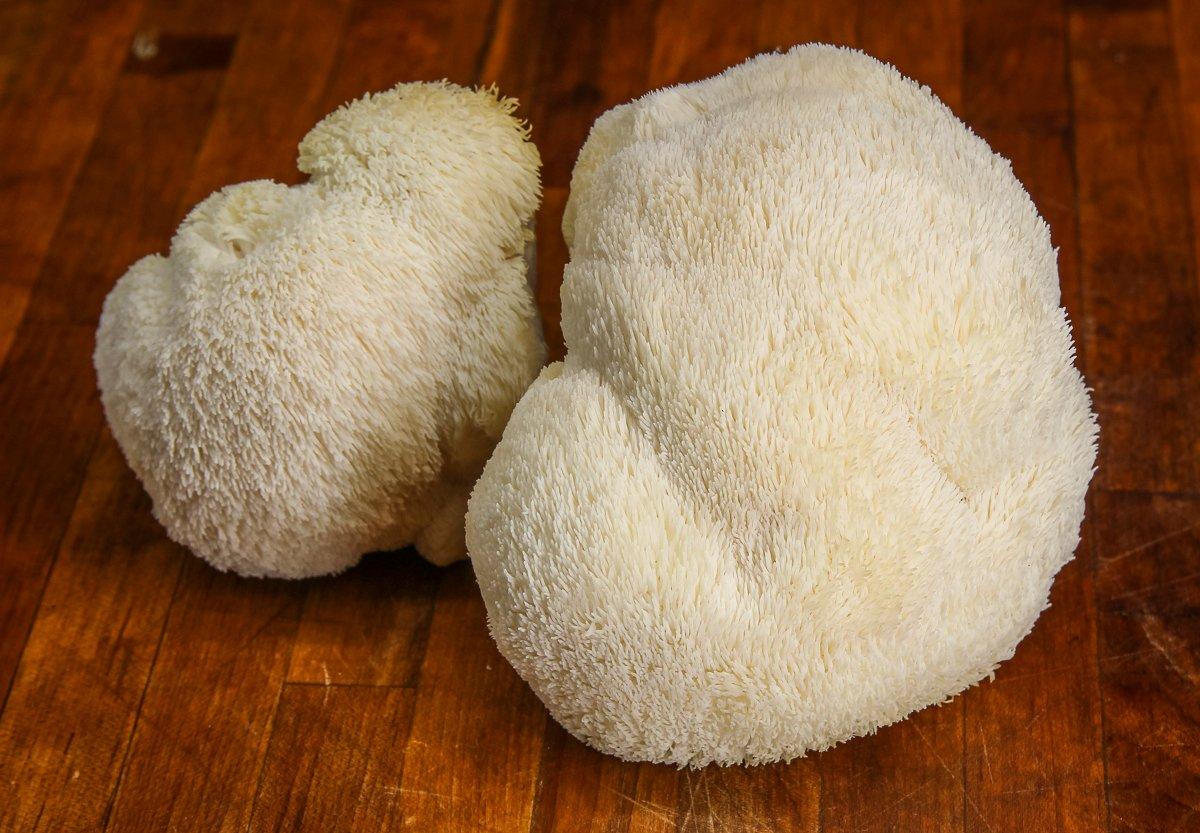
[95, 82, 544, 578]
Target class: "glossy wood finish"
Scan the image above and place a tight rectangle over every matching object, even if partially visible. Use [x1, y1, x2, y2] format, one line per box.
[0, 1, 1196, 830]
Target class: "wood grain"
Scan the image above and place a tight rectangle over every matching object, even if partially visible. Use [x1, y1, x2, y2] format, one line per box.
[0, 436, 183, 833]
[249, 685, 417, 832]
[97, 0, 360, 829]
[394, 565, 547, 831]
[1092, 491, 1200, 833]
[0, 0, 145, 357]
[2, 1, 1198, 831]
[1070, 5, 1200, 494]
[962, 4, 1109, 832]
[0, 323, 104, 712]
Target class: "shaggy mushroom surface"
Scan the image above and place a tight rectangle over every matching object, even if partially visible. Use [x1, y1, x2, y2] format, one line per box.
[96, 82, 543, 577]
[466, 46, 1097, 767]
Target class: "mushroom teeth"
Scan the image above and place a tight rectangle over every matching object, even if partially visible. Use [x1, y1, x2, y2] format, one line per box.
[95, 82, 544, 578]
[466, 45, 1097, 767]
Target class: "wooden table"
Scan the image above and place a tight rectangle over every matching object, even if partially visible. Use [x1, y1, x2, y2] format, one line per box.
[1, 1, 1197, 830]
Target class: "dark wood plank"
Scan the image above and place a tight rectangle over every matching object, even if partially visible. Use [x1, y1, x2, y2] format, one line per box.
[0, 0, 250, 711]
[248, 685, 417, 832]
[1092, 490, 1200, 833]
[963, 0, 1070, 131]
[102, 561, 303, 832]
[860, 0, 963, 112]
[19, 8, 247, 327]
[319, 0, 496, 110]
[1174, 0, 1200, 287]
[0, 435, 183, 833]
[92, 1, 355, 829]
[529, 723, 639, 833]
[961, 4, 1110, 831]
[181, 0, 350, 203]
[676, 761, 820, 833]
[756, 0, 859, 51]
[1069, 5, 1200, 494]
[534, 185, 569, 360]
[478, 0, 548, 104]
[0, 0, 145, 357]
[0, 0, 43, 95]
[646, 0, 761, 88]
[523, 0, 659, 189]
[394, 565, 547, 831]
[0, 323, 102, 712]
[288, 554, 439, 687]
[821, 704, 966, 833]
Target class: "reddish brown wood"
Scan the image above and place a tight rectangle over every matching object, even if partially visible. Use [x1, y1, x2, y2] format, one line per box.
[961, 4, 1110, 832]
[627, 764, 683, 833]
[92, 1, 361, 828]
[1174, 0, 1200, 297]
[20, 6, 248, 328]
[535, 185, 569, 360]
[529, 723, 639, 833]
[249, 685, 417, 832]
[288, 554, 440, 687]
[102, 560, 303, 832]
[861, 0, 963, 112]
[756, 0, 859, 51]
[394, 565, 547, 831]
[2, 1, 1199, 831]
[677, 760, 821, 833]
[1092, 491, 1200, 833]
[0, 436, 183, 833]
[180, 0, 351, 203]
[0, 0, 145, 358]
[1070, 6, 1200, 494]
[646, 0, 760, 89]
[821, 704, 967, 833]
[0, 323, 104, 711]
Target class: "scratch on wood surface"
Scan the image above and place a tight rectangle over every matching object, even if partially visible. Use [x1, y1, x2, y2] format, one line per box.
[1137, 608, 1200, 685]
[383, 786, 455, 805]
[848, 779, 937, 832]
[980, 733, 994, 784]
[1101, 521, 1200, 565]
[911, 722, 996, 833]
[606, 786, 674, 826]
[673, 770, 780, 833]
[679, 771, 696, 831]
[1109, 570, 1200, 602]
[1020, 708, 1046, 735]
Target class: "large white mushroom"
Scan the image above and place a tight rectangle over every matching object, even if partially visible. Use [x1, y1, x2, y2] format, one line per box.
[96, 82, 544, 578]
[466, 46, 1097, 767]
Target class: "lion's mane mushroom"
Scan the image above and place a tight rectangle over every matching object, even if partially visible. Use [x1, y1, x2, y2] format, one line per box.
[96, 82, 544, 578]
[466, 46, 1097, 767]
